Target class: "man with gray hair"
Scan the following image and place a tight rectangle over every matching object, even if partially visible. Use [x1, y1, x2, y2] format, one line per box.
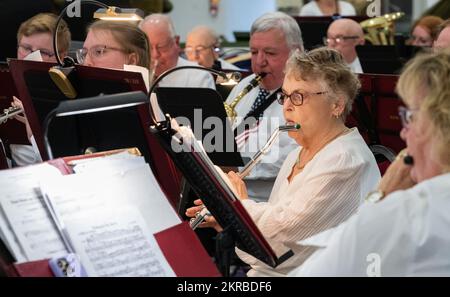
[139, 14, 215, 88]
[225, 11, 303, 202]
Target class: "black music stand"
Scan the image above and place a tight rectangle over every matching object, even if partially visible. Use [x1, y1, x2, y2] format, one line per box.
[149, 118, 293, 276]
[155, 87, 244, 167]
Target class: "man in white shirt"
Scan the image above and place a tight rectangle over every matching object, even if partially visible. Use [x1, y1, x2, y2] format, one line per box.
[225, 12, 303, 202]
[325, 18, 364, 73]
[139, 14, 215, 88]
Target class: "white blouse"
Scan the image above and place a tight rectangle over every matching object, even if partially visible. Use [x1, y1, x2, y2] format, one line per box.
[237, 128, 381, 276]
[290, 173, 450, 277]
[299, 1, 356, 16]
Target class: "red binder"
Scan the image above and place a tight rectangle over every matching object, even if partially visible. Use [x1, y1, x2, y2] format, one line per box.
[0, 152, 220, 277]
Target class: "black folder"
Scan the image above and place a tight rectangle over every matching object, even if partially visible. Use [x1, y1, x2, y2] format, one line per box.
[155, 87, 244, 167]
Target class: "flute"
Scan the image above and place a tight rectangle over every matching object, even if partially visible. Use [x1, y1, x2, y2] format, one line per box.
[189, 123, 301, 230]
[0, 107, 23, 124]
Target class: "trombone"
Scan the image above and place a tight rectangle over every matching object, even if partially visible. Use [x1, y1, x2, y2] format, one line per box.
[0, 107, 23, 125]
[189, 123, 301, 230]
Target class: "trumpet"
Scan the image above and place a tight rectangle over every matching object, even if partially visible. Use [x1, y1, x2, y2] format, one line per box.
[223, 72, 267, 122]
[1, 106, 23, 125]
[189, 123, 301, 230]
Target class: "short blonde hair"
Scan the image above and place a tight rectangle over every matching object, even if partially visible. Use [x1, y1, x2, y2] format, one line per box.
[396, 49, 450, 172]
[17, 13, 71, 54]
[88, 20, 150, 68]
[285, 47, 360, 120]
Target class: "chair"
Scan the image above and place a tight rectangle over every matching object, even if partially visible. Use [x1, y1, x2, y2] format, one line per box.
[369, 144, 396, 176]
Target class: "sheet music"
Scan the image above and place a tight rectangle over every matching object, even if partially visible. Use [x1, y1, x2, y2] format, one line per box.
[64, 207, 175, 277]
[41, 164, 181, 235]
[0, 164, 69, 262]
[71, 152, 146, 174]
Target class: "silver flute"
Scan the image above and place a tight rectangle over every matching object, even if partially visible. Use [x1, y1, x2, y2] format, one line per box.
[189, 123, 301, 230]
[1, 107, 23, 125]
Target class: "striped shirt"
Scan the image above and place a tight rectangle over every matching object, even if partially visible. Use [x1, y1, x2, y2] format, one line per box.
[236, 128, 381, 276]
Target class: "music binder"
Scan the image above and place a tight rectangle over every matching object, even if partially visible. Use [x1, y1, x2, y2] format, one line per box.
[8, 59, 181, 207]
[0, 150, 220, 277]
[150, 118, 293, 275]
[155, 87, 244, 167]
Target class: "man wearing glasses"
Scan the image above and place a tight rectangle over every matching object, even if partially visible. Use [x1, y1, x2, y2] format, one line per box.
[139, 14, 215, 89]
[324, 18, 365, 73]
[185, 25, 240, 71]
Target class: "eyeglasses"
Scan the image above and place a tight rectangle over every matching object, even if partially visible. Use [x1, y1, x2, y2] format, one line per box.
[17, 44, 55, 58]
[398, 106, 419, 128]
[184, 45, 216, 56]
[150, 38, 175, 54]
[277, 90, 328, 106]
[323, 36, 360, 45]
[76, 45, 126, 64]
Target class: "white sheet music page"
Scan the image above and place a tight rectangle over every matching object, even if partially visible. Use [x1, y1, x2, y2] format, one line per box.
[64, 206, 175, 277]
[0, 163, 69, 262]
[41, 163, 181, 236]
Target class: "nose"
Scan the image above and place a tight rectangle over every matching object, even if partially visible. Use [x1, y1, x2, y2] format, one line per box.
[151, 47, 161, 59]
[83, 54, 93, 67]
[400, 126, 408, 142]
[255, 51, 267, 67]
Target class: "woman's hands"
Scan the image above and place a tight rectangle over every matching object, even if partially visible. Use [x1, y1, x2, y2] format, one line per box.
[11, 96, 33, 140]
[185, 199, 223, 232]
[378, 149, 416, 200]
[227, 171, 248, 200]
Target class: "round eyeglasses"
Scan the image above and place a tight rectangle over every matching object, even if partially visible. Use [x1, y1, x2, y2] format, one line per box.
[277, 90, 328, 106]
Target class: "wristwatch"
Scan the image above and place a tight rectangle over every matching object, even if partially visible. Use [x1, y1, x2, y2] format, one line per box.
[365, 190, 385, 203]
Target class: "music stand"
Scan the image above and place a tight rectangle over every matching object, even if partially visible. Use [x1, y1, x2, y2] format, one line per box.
[155, 87, 244, 167]
[8, 59, 182, 207]
[149, 118, 293, 276]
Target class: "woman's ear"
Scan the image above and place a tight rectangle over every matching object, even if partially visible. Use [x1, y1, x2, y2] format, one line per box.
[333, 95, 346, 117]
[128, 53, 138, 66]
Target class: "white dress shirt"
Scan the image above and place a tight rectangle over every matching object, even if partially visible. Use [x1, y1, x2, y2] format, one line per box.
[218, 58, 241, 71]
[348, 57, 363, 74]
[299, 1, 356, 16]
[290, 173, 450, 277]
[236, 128, 381, 276]
[157, 57, 216, 89]
[226, 74, 298, 202]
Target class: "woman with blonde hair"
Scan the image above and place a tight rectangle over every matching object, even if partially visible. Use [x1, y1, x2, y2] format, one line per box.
[78, 20, 150, 69]
[290, 49, 450, 276]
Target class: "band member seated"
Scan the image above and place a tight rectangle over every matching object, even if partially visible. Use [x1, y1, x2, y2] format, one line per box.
[139, 14, 215, 89]
[290, 48, 450, 277]
[324, 18, 365, 73]
[10, 13, 71, 166]
[299, 0, 356, 16]
[409, 15, 443, 47]
[185, 25, 240, 71]
[225, 12, 302, 203]
[187, 47, 381, 277]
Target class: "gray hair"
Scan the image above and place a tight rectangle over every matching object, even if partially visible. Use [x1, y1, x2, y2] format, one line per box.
[139, 13, 177, 37]
[251, 11, 304, 52]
